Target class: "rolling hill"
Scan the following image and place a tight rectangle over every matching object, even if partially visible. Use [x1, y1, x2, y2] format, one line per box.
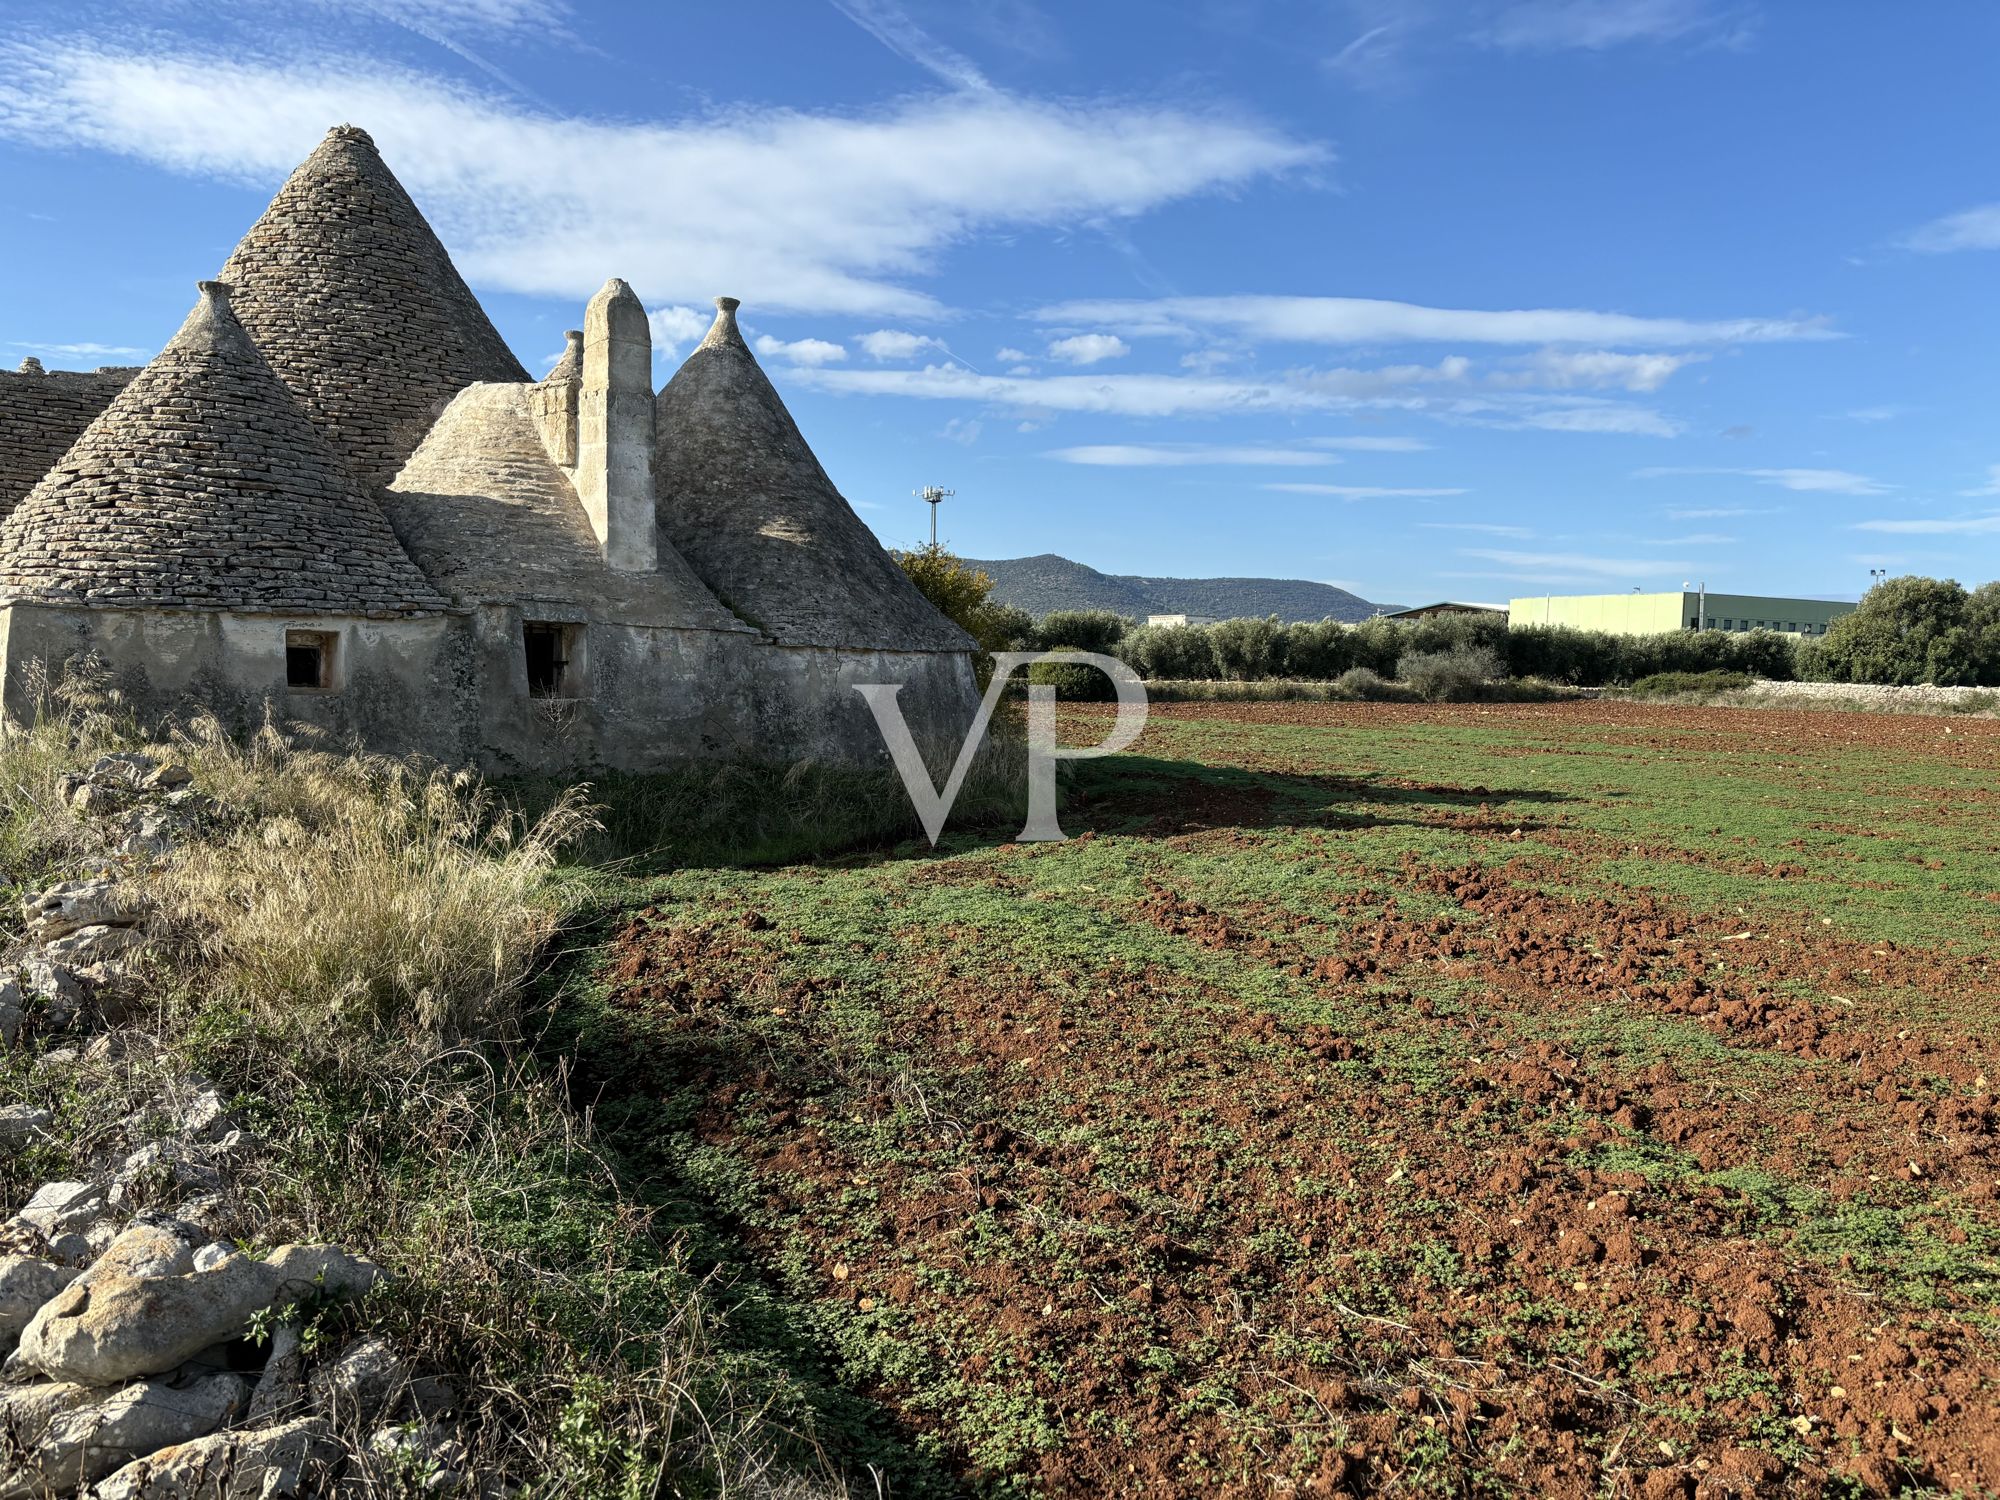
[962, 553, 1386, 623]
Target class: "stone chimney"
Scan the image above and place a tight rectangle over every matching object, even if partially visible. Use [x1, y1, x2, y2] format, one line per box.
[576, 280, 656, 573]
[530, 329, 583, 468]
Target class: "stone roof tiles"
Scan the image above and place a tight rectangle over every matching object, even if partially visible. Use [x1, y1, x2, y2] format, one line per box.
[217, 124, 528, 486]
[0, 364, 140, 520]
[0, 282, 447, 615]
[385, 381, 751, 633]
[653, 299, 973, 653]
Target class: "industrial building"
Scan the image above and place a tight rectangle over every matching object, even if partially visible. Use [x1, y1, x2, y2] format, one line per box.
[1508, 591, 1853, 637]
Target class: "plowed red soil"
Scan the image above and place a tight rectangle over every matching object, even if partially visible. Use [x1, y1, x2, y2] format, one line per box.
[590, 700, 2000, 1497]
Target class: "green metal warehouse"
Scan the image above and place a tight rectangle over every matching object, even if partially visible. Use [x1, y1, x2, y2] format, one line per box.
[1507, 591, 1854, 637]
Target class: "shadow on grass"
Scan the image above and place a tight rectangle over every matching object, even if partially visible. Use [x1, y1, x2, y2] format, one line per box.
[1066, 753, 1575, 838]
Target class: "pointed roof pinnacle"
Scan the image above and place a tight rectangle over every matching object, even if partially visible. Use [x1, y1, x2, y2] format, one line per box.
[702, 296, 746, 351]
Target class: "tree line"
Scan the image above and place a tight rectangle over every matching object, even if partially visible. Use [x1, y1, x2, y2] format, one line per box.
[894, 547, 2000, 693]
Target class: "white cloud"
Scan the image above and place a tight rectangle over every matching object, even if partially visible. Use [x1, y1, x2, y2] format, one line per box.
[1045, 333, 1129, 365]
[859, 329, 946, 361]
[1048, 444, 1341, 467]
[319, 0, 570, 33]
[753, 334, 847, 365]
[826, 0, 992, 92]
[942, 416, 982, 444]
[647, 305, 711, 360]
[1852, 513, 2000, 536]
[0, 38, 1321, 318]
[1459, 547, 1689, 578]
[1033, 294, 1833, 347]
[1482, 0, 1744, 52]
[7, 339, 148, 359]
[1307, 435, 1430, 451]
[791, 359, 1680, 434]
[1491, 348, 1701, 392]
[1643, 532, 1735, 545]
[1899, 204, 2000, 255]
[1638, 466, 1890, 494]
[1959, 464, 2000, 497]
[1666, 505, 1782, 519]
[1264, 483, 1468, 499]
[994, 346, 1031, 363]
[1418, 521, 1534, 538]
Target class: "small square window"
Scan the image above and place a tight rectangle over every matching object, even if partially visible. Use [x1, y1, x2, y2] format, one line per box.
[523, 621, 584, 699]
[285, 630, 337, 691]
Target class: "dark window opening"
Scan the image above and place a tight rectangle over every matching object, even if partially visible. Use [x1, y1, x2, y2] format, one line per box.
[524, 622, 577, 698]
[285, 630, 336, 691]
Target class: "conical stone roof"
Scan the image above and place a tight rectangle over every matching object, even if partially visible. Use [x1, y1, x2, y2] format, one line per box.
[0, 282, 447, 615]
[653, 299, 972, 652]
[218, 124, 528, 486]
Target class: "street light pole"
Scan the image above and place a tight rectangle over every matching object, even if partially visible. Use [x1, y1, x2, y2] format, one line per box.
[915, 486, 955, 548]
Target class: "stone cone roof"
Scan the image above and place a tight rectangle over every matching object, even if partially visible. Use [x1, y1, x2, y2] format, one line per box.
[0, 282, 448, 615]
[385, 382, 752, 633]
[653, 299, 972, 652]
[218, 124, 528, 486]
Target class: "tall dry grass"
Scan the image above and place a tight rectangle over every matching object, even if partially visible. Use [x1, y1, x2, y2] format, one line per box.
[155, 716, 598, 1054]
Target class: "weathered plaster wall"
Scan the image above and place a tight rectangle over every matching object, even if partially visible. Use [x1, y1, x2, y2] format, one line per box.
[0, 605, 476, 761]
[2, 603, 979, 777]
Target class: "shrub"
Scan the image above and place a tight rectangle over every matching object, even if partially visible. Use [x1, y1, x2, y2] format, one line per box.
[1033, 609, 1129, 655]
[892, 544, 1034, 682]
[1628, 669, 1753, 697]
[1396, 646, 1504, 702]
[1281, 620, 1358, 680]
[1333, 666, 1401, 701]
[1026, 649, 1119, 702]
[1813, 576, 1988, 686]
[1208, 616, 1287, 680]
[1115, 623, 1214, 680]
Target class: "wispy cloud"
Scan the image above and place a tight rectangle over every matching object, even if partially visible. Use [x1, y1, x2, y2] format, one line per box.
[1048, 444, 1340, 467]
[1644, 531, 1736, 545]
[826, 0, 992, 91]
[1418, 521, 1534, 538]
[1035, 294, 1833, 347]
[6, 339, 148, 359]
[1959, 464, 2000, 497]
[1481, 0, 1750, 52]
[1852, 513, 2000, 536]
[1265, 483, 1468, 500]
[754, 334, 847, 365]
[1045, 333, 1129, 365]
[788, 358, 1468, 417]
[1459, 547, 1690, 578]
[1898, 204, 2000, 255]
[1638, 466, 1889, 494]
[1489, 348, 1701, 392]
[1665, 505, 1782, 519]
[0, 37, 1321, 318]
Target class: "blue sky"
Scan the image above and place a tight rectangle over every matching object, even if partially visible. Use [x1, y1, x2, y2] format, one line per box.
[4, 0, 1999, 606]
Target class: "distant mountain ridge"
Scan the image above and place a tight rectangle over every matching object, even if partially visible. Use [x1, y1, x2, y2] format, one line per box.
[963, 553, 1384, 623]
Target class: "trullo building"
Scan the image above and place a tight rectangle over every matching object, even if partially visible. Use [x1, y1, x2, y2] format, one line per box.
[0, 125, 977, 771]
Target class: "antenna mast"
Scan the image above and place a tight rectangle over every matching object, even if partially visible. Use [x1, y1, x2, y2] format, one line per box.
[915, 485, 955, 548]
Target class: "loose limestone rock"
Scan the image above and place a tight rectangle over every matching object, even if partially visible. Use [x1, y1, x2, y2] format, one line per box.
[0, 1373, 247, 1499]
[88, 1414, 343, 1499]
[0, 1378, 94, 1452]
[0, 1256, 77, 1344]
[0, 1105, 50, 1148]
[19, 1243, 381, 1386]
[22, 878, 148, 943]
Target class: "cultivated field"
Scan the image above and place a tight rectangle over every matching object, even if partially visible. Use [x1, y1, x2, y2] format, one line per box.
[565, 702, 2000, 1497]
